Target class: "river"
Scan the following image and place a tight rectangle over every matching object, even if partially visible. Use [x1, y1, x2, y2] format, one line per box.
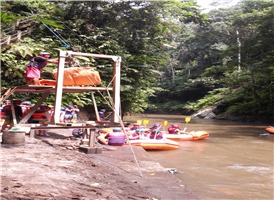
[123, 114, 274, 200]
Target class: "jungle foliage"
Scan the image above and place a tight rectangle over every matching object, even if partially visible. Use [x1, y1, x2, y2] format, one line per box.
[1, 0, 274, 120]
[150, 0, 274, 120]
[1, 0, 205, 113]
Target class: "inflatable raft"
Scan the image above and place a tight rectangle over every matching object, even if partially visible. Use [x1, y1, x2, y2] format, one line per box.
[140, 139, 179, 150]
[265, 127, 274, 134]
[165, 131, 209, 141]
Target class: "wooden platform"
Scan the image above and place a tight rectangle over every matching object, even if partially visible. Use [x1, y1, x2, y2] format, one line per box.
[1, 85, 113, 94]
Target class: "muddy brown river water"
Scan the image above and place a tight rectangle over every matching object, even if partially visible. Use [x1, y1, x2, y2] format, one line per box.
[123, 114, 274, 200]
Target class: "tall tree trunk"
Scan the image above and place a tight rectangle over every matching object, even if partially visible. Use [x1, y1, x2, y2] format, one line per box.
[250, 65, 261, 109]
[236, 30, 241, 72]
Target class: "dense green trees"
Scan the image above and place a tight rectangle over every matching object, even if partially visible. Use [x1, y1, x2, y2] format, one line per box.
[1, 0, 273, 120]
[150, 0, 274, 120]
[1, 0, 204, 114]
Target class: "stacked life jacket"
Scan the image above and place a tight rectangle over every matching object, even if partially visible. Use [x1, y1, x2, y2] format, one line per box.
[32, 110, 51, 122]
[108, 128, 126, 146]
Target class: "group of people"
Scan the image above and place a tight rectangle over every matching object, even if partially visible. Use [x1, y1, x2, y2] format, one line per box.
[127, 123, 186, 140]
[1, 101, 80, 136]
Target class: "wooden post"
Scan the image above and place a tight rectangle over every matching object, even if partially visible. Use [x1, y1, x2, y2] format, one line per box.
[112, 57, 121, 123]
[88, 128, 95, 147]
[16, 19, 20, 26]
[6, 35, 11, 45]
[27, 28, 32, 36]
[9, 96, 17, 125]
[17, 31, 22, 41]
[91, 92, 100, 121]
[53, 51, 66, 124]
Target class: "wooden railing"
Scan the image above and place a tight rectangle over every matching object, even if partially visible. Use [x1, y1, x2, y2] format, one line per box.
[1, 15, 34, 49]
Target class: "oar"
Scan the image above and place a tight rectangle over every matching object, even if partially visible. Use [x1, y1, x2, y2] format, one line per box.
[182, 117, 191, 132]
[137, 120, 142, 125]
[163, 121, 168, 131]
[143, 120, 149, 129]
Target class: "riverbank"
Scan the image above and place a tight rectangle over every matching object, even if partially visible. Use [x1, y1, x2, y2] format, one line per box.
[0, 129, 200, 200]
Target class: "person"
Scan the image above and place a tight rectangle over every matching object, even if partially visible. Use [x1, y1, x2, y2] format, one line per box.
[64, 105, 73, 123]
[72, 105, 79, 122]
[129, 129, 141, 140]
[1, 100, 23, 131]
[23, 52, 72, 85]
[168, 124, 180, 134]
[149, 129, 164, 140]
[130, 123, 140, 131]
[149, 124, 161, 131]
[60, 107, 66, 123]
[98, 109, 106, 121]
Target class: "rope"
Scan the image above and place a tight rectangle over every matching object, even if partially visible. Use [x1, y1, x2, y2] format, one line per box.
[20, 0, 70, 48]
[67, 54, 143, 177]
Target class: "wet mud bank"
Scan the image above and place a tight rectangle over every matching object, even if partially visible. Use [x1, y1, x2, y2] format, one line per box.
[1, 129, 199, 200]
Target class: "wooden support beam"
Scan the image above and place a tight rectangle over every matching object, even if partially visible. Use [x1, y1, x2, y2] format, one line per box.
[9, 96, 17, 125]
[112, 57, 121, 123]
[53, 51, 66, 124]
[88, 128, 96, 147]
[91, 92, 100, 121]
[18, 92, 50, 124]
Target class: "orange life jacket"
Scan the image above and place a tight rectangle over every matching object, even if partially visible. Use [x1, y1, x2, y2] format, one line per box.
[32, 111, 51, 121]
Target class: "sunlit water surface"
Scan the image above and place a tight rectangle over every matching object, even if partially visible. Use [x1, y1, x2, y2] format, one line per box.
[123, 114, 273, 200]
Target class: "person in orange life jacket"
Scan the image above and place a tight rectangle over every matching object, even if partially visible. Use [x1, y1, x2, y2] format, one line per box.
[99, 109, 106, 121]
[130, 123, 140, 130]
[23, 52, 72, 85]
[149, 129, 164, 140]
[1, 100, 22, 131]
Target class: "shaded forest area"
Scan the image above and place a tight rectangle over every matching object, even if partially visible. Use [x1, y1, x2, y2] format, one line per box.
[1, 0, 274, 122]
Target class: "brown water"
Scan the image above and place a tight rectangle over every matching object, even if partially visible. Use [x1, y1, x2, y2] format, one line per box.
[123, 114, 274, 200]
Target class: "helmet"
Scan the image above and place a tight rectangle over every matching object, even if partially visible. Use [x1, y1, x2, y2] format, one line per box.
[136, 129, 140, 132]
[61, 107, 65, 111]
[172, 124, 179, 128]
[113, 128, 122, 132]
[39, 52, 51, 56]
[100, 109, 106, 112]
[133, 123, 140, 126]
[152, 129, 157, 134]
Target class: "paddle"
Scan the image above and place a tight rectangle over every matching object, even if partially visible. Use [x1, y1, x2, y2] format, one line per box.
[182, 117, 191, 132]
[137, 120, 142, 125]
[154, 126, 162, 139]
[143, 120, 149, 129]
[163, 121, 168, 131]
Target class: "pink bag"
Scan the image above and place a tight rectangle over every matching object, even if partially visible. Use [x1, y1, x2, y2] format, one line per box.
[23, 66, 41, 79]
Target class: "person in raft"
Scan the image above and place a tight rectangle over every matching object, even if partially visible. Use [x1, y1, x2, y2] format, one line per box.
[149, 129, 165, 140]
[23, 52, 72, 85]
[168, 124, 188, 134]
[130, 123, 140, 131]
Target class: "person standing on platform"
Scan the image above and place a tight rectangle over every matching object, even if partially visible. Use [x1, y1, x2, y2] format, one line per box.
[23, 52, 72, 85]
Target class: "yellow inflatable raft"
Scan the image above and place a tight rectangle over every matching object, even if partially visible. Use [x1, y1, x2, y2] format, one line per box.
[165, 131, 209, 141]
